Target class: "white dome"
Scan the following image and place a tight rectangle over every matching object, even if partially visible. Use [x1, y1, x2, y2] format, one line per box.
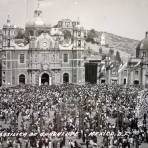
[26, 16, 45, 27]
[34, 17, 44, 26]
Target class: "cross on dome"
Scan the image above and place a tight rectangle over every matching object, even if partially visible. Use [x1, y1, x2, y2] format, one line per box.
[7, 15, 11, 24]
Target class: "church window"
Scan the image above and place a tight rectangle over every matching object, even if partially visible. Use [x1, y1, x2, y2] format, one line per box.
[124, 70, 127, 76]
[78, 61, 81, 66]
[63, 54, 68, 63]
[135, 70, 139, 76]
[73, 51, 77, 59]
[78, 31, 81, 37]
[123, 78, 126, 84]
[20, 54, 25, 63]
[34, 54, 38, 63]
[3, 71, 5, 76]
[78, 40, 81, 47]
[8, 39, 10, 47]
[3, 61, 6, 67]
[73, 61, 77, 67]
[143, 52, 146, 57]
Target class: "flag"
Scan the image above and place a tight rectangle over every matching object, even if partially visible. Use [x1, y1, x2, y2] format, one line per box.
[118, 62, 128, 73]
[131, 59, 141, 71]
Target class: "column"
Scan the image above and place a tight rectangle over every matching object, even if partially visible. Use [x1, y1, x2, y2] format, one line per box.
[49, 76, 52, 85]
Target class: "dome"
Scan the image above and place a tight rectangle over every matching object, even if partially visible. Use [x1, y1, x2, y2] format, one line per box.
[34, 17, 44, 26]
[139, 38, 148, 50]
[137, 32, 148, 50]
[136, 32, 148, 58]
[26, 16, 45, 27]
[3, 15, 14, 29]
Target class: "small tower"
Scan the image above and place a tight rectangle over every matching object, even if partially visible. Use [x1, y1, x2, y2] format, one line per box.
[77, 17, 80, 25]
[2, 15, 15, 47]
[34, 0, 43, 19]
[73, 19, 85, 49]
[101, 32, 106, 46]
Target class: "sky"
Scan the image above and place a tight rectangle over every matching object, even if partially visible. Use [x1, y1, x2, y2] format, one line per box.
[0, 0, 148, 40]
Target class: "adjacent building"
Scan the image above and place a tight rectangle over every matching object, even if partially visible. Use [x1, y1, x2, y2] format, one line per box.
[118, 32, 148, 88]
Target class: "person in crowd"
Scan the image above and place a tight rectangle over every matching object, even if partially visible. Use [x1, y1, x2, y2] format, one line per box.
[0, 83, 146, 147]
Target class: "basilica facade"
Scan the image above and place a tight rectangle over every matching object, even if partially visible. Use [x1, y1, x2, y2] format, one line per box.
[0, 8, 86, 86]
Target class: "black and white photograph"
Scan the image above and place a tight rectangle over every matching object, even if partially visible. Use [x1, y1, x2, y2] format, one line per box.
[0, 0, 148, 147]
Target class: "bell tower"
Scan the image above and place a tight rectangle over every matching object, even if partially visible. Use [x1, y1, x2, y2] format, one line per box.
[2, 15, 15, 47]
[73, 19, 85, 49]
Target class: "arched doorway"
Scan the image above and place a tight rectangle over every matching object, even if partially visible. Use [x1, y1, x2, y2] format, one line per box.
[19, 74, 25, 84]
[63, 73, 69, 83]
[41, 73, 49, 85]
[101, 79, 105, 84]
[134, 80, 139, 85]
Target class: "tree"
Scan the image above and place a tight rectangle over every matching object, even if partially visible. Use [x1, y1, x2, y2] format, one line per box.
[115, 51, 122, 63]
[108, 48, 114, 56]
[85, 29, 98, 44]
[88, 29, 97, 38]
[102, 54, 106, 60]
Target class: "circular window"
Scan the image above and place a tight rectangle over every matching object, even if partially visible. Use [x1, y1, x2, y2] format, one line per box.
[43, 42, 47, 47]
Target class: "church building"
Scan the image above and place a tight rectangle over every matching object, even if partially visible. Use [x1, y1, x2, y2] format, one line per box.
[118, 32, 148, 88]
[0, 7, 86, 86]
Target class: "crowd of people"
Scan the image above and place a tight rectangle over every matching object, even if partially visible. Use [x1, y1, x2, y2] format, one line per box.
[0, 83, 148, 148]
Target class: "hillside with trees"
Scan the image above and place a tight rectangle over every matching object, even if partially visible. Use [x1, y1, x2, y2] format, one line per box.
[85, 29, 140, 62]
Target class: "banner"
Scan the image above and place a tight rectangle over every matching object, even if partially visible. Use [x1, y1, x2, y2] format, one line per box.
[118, 62, 127, 73]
